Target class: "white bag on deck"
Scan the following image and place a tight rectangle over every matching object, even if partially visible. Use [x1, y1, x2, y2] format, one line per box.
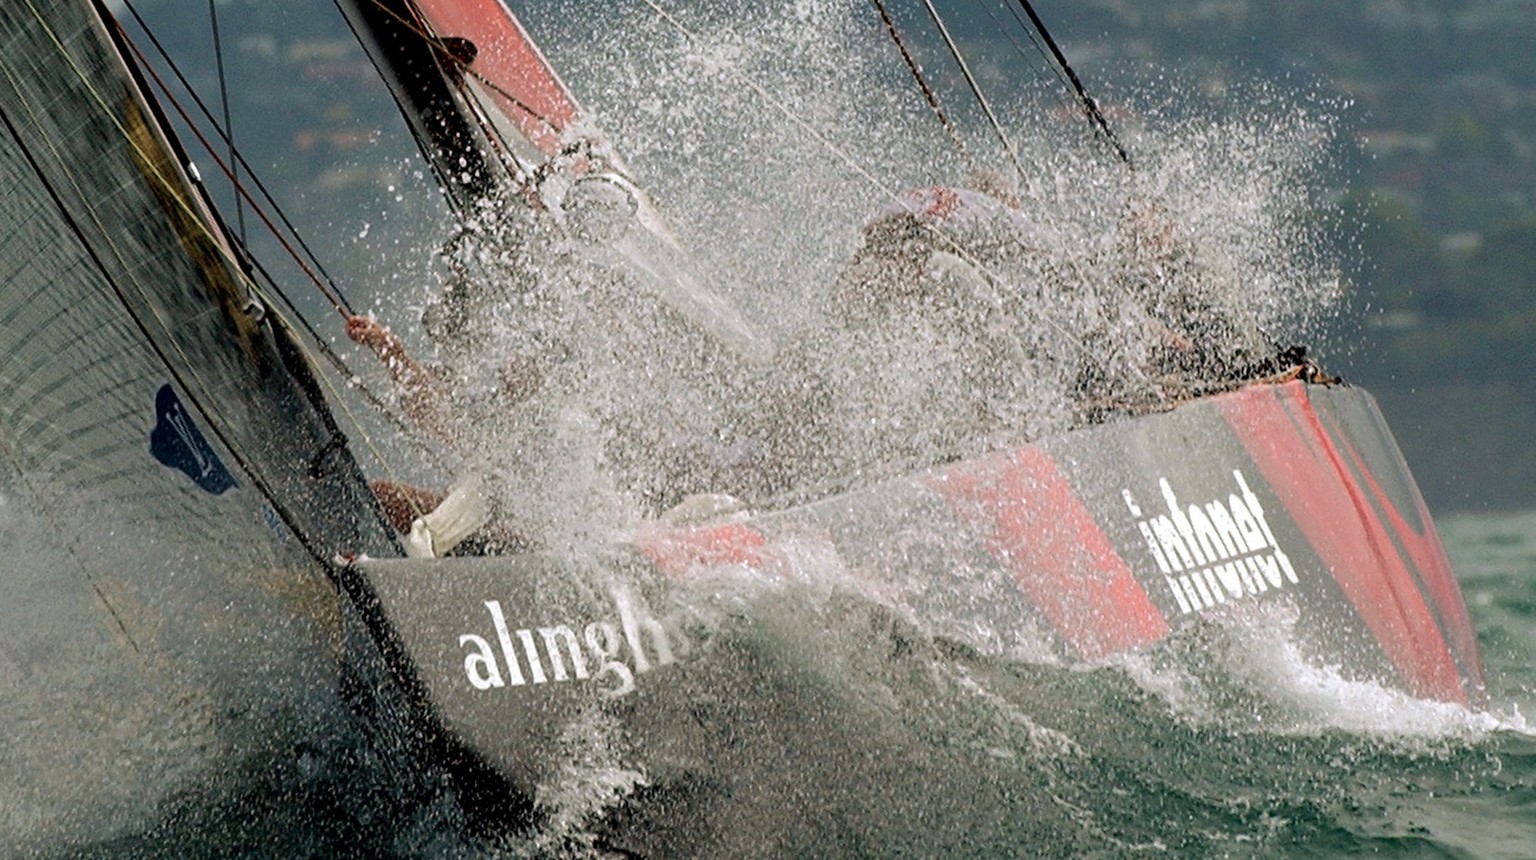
[404, 472, 491, 559]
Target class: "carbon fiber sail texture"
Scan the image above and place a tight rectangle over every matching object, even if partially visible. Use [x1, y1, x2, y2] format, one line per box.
[0, 0, 393, 845]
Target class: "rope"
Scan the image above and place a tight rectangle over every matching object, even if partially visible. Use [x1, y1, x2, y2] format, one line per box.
[206, 0, 243, 241]
[0, 56, 385, 568]
[341, 0, 565, 186]
[869, 0, 977, 174]
[115, 5, 454, 501]
[917, 0, 1029, 184]
[116, 23, 354, 316]
[359, 0, 569, 140]
[1010, 0, 1132, 167]
[998, 0, 1076, 104]
[20, 0, 434, 532]
[331, 0, 571, 211]
[985, 0, 1079, 122]
[118, 0, 359, 312]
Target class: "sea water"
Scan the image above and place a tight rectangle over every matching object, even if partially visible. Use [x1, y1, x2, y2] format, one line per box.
[43, 509, 1535, 858]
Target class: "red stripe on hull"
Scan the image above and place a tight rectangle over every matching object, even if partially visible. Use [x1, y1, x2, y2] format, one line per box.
[1324, 414, 1486, 698]
[935, 447, 1170, 660]
[635, 522, 768, 577]
[1219, 382, 1471, 705]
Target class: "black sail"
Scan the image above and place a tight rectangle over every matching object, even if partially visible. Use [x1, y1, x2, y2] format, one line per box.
[0, 0, 394, 847]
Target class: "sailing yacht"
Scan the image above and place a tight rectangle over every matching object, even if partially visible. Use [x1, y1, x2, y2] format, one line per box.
[0, 0, 1487, 847]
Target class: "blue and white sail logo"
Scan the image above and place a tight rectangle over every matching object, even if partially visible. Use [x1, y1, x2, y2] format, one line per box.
[150, 384, 237, 495]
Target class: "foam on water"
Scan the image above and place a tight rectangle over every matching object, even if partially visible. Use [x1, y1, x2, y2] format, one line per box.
[1112, 603, 1529, 748]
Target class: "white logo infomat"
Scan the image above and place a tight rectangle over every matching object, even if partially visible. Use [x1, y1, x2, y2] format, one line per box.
[1123, 469, 1299, 614]
[456, 588, 698, 698]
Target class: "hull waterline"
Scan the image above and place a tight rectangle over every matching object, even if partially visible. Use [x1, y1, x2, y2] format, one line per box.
[347, 378, 1486, 816]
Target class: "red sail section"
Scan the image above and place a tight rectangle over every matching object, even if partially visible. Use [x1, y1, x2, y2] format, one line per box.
[1219, 382, 1471, 705]
[935, 447, 1169, 660]
[412, 0, 579, 155]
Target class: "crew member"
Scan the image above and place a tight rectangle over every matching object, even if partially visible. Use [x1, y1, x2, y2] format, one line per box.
[734, 184, 1046, 496]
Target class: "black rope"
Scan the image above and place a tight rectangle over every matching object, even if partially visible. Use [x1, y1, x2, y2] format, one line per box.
[357, 0, 568, 142]
[116, 20, 352, 316]
[119, 0, 357, 312]
[0, 96, 397, 570]
[333, 0, 568, 209]
[973, 0, 1086, 147]
[1011, 0, 1132, 167]
[870, 0, 976, 172]
[917, 0, 1028, 183]
[113, 4, 451, 476]
[241, 246, 455, 474]
[207, 0, 244, 241]
[993, 0, 1077, 113]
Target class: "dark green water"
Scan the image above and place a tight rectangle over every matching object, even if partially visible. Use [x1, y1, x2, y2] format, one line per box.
[58, 511, 1536, 859]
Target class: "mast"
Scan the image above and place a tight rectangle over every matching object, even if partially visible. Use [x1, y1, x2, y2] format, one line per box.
[334, 0, 589, 212]
[334, 0, 501, 210]
[335, 0, 771, 362]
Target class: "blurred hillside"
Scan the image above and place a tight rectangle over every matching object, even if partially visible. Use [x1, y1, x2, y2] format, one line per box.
[1048, 0, 1536, 512]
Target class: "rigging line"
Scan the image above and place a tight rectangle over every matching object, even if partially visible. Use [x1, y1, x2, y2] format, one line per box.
[112, 20, 439, 481]
[206, 0, 243, 242]
[987, 0, 1078, 120]
[23, 2, 431, 529]
[374, 0, 629, 204]
[356, 0, 566, 148]
[916, 0, 1028, 185]
[255, 293, 447, 525]
[332, 0, 542, 205]
[633, 0, 915, 210]
[631, 0, 1077, 348]
[347, 0, 640, 208]
[0, 88, 398, 567]
[441, 57, 541, 191]
[1010, 0, 1132, 167]
[379, 1, 540, 185]
[118, 1, 357, 312]
[121, 31, 353, 317]
[870, 0, 977, 174]
[329, 0, 455, 196]
[241, 249, 456, 478]
[1000, 0, 1072, 96]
